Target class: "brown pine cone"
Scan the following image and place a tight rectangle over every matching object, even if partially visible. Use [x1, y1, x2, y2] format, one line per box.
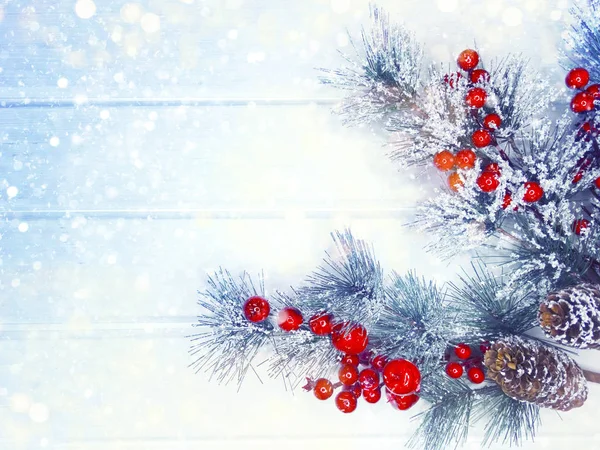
[484, 336, 588, 411]
[539, 284, 600, 349]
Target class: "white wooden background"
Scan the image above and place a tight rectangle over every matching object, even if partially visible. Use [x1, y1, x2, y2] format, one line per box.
[1, 0, 599, 449]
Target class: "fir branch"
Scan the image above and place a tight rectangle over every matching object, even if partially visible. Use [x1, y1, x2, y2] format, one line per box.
[372, 272, 451, 374]
[189, 269, 275, 387]
[319, 5, 423, 125]
[448, 264, 538, 341]
[408, 382, 475, 450]
[300, 230, 385, 325]
[478, 389, 541, 448]
[564, 0, 600, 81]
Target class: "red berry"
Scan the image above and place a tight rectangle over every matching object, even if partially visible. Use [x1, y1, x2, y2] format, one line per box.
[573, 170, 584, 184]
[444, 72, 463, 89]
[445, 362, 463, 379]
[393, 393, 420, 410]
[472, 129, 492, 148]
[502, 192, 514, 210]
[313, 378, 334, 400]
[331, 323, 369, 355]
[362, 388, 381, 404]
[457, 49, 480, 71]
[483, 163, 501, 175]
[455, 149, 477, 170]
[448, 172, 464, 192]
[382, 359, 421, 396]
[595, 177, 600, 189]
[483, 113, 502, 130]
[341, 354, 359, 366]
[339, 364, 359, 386]
[433, 150, 455, 171]
[358, 368, 380, 390]
[454, 343, 472, 360]
[277, 307, 303, 331]
[573, 219, 591, 235]
[566, 68, 590, 89]
[465, 88, 487, 108]
[476, 171, 500, 193]
[243, 296, 270, 323]
[371, 355, 388, 371]
[571, 92, 595, 113]
[335, 391, 357, 413]
[467, 367, 485, 384]
[523, 182, 544, 203]
[470, 69, 490, 83]
[309, 312, 333, 335]
[587, 84, 600, 99]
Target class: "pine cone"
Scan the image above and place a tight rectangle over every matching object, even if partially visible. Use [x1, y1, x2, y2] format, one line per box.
[484, 336, 588, 411]
[539, 283, 600, 349]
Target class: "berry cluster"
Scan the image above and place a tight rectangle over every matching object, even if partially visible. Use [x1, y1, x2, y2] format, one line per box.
[436, 49, 546, 206]
[566, 67, 600, 115]
[242, 295, 421, 414]
[306, 355, 421, 413]
[444, 343, 487, 385]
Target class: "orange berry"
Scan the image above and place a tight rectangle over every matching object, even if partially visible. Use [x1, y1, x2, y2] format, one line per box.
[448, 172, 464, 191]
[314, 378, 334, 400]
[455, 149, 477, 170]
[433, 151, 455, 171]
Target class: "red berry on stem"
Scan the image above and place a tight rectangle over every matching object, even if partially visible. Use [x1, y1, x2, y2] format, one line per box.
[587, 84, 600, 99]
[445, 362, 463, 379]
[454, 343, 472, 360]
[477, 171, 500, 193]
[472, 129, 492, 148]
[523, 182, 544, 203]
[573, 171, 584, 184]
[309, 312, 333, 335]
[470, 69, 490, 83]
[448, 172, 464, 192]
[339, 364, 359, 386]
[465, 88, 487, 108]
[243, 296, 270, 323]
[383, 359, 421, 396]
[571, 92, 595, 113]
[277, 307, 303, 331]
[444, 72, 463, 89]
[393, 393, 420, 411]
[335, 391, 358, 413]
[455, 149, 477, 170]
[363, 388, 381, 404]
[483, 163, 501, 175]
[573, 219, 591, 235]
[331, 323, 369, 355]
[372, 355, 388, 371]
[502, 192, 514, 210]
[566, 68, 590, 89]
[457, 49, 480, 71]
[358, 368, 380, 390]
[595, 177, 600, 189]
[341, 354, 359, 366]
[433, 150, 456, 171]
[467, 367, 485, 384]
[483, 113, 502, 130]
[314, 378, 334, 400]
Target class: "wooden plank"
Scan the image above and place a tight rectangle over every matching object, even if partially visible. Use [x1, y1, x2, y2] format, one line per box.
[0, 104, 426, 212]
[0, 0, 567, 100]
[0, 335, 598, 449]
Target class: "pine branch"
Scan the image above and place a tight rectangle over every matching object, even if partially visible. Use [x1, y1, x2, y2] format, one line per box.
[564, 1, 600, 82]
[300, 229, 385, 325]
[189, 269, 275, 387]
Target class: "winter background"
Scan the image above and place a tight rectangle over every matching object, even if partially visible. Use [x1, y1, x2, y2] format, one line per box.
[0, 0, 599, 449]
